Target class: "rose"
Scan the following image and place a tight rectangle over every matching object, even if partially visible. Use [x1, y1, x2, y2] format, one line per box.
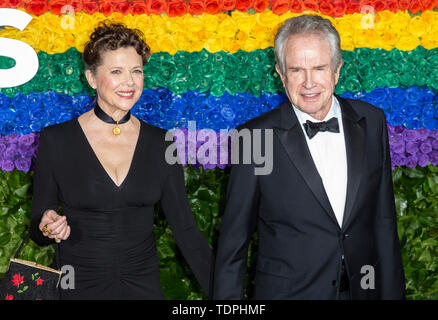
[148, 0, 167, 14]
[4, 0, 25, 8]
[332, 0, 346, 17]
[344, 76, 362, 93]
[188, 0, 205, 15]
[368, 87, 388, 104]
[49, 0, 83, 15]
[416, 152, 429, 167]
[130, 0, 148, 14]
[345, 0, 359, 14]
[418, 88, 435, 104]
[356, 48, 372, 64]
[303, 0, 318, 11]
[409, 0, 422, 13]
[405, 141, 418, 155]
[205, 0, 222, 14]
[82, 0, 99, 14]
[319, 0, 335, 16]
[17, 142, 34, 158]
[419, 141, 432, 154]
[402, 104, 422, 119]
[98, 0, 114, 16]
[253, 0, 270, 12]
[416, 129, 430, 142]
[405, 155, 418, 168]
[71, 0, 84, 12]
[404, 86, 423, 103]
[430, 151, 438, 165]
[6, 132, 18, 144]
[24, 0, 49, 16]
[422, 105, 436, 123]
[421, 0, 437, 11]
[235, 0, 253, 11]
[222, 0, 236, 10]
[1, 159, 14, 172]
[386, 0, 399, 12]
[290, 0, 304, 12]
[403, 129, 419, 142]
[113, 0, 131, 15]
[18, 134, 35, 147]
[386, 87, 405, 105]
[398, 0, 410, 10]
[432, 138, 438, 151]
[167, 0, 187, 17]
[390, 153, 406, 167]
[0, 143, 6, 155]
[271, 0, 290, 15]
[391, 139, 405, 154]
[156, 57, 178, 86]
[388, 130, 401, 146]
[373, 0, 386, 11]
[15, 157, 31, 172]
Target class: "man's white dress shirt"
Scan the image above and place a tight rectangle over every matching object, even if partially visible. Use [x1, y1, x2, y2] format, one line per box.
[291, 96, 348, 227]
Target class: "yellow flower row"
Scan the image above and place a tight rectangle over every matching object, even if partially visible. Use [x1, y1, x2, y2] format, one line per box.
[1, 9, 437, 54]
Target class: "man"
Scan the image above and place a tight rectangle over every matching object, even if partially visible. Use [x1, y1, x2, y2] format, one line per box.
[213, 15, 405, 299]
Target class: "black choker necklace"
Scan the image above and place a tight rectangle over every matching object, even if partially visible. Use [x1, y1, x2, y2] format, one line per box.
[94, 102, 131, 135]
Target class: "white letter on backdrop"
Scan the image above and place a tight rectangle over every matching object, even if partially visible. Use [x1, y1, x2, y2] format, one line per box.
[0, 9, 39, 88]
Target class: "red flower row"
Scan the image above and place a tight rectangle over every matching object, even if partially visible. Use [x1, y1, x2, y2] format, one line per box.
[0, 0, 436, 17]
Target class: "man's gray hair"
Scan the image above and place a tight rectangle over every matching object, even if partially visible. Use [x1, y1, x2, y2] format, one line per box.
[274, 15, 343, 75]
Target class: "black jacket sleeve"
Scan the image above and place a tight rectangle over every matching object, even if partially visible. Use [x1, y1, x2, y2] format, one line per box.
[374, 112, 406, 299]
[213, 131, 260, 299]
[29, 128, 58, 246]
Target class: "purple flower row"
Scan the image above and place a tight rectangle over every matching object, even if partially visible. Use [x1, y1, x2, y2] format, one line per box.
[1, 125, 437, 172]
[389, 126, 438, 169]
[0, 133, 39, 172]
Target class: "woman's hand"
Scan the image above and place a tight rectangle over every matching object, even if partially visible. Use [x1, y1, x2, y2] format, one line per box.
[39, 210, 71, 242]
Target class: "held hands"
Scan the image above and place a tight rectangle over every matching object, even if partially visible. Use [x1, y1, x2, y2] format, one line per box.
[39, 210, 71, 243]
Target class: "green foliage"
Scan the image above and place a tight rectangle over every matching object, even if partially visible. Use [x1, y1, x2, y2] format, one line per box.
[155, 166, 229, 299]
[0, 170, 53, 279]
[393, 165, 438, 300]
[0, 166, 437, 299]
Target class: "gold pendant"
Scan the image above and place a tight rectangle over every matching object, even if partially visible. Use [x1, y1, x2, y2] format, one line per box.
[113, 121, 121, 135]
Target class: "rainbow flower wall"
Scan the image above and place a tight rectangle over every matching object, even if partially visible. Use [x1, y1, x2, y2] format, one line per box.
[0, 0, 437, 299]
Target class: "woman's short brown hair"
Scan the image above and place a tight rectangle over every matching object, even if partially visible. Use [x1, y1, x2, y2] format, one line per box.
[83, 22, 151, 73]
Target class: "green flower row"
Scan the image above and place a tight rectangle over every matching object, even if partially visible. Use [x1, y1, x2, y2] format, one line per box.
[1, 46, 438, 98]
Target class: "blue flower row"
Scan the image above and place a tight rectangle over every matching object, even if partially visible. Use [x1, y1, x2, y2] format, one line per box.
[0, 86, 436, 135]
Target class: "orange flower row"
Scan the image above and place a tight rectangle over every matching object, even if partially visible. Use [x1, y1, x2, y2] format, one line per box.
[1, 0, 437, 17]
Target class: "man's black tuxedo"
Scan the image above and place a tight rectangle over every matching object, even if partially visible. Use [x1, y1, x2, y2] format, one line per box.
[213, 96, 405, 299]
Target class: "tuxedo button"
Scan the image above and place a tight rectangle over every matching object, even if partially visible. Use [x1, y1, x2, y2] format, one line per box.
[342, 233, 349, 240]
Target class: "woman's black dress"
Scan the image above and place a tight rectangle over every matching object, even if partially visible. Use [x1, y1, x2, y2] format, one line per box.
[30, 118, 213, 299]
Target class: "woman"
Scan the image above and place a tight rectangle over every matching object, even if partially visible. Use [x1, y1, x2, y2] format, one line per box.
[30, 22, 213, 299]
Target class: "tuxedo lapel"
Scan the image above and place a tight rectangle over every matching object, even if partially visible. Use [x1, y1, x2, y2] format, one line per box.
[338, 97, 366, 230]
[274, 102, 339, 227]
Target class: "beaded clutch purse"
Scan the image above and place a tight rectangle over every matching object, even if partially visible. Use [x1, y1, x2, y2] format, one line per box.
[0, 233, 61, 300]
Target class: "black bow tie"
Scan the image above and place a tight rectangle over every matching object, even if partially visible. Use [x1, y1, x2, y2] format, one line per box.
[303, 117, 340, 139]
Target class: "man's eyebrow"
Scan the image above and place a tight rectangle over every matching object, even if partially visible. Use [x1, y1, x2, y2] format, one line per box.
[287, 64, 329, 69]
